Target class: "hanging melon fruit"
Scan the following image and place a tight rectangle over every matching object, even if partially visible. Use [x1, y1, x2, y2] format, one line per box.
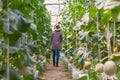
[84, 61, 91, 70]
[113, 47, 118, 53]
[95, 63, 104, 73]
[103, 61, 117, 76]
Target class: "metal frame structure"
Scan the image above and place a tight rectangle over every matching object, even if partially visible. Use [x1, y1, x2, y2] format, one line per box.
[45, 0, 65, 26]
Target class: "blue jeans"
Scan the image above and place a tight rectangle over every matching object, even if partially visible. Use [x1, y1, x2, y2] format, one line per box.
[52, 50, 60, 65]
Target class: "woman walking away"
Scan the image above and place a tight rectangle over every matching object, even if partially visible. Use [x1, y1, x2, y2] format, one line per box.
[50, 24, 63, 67]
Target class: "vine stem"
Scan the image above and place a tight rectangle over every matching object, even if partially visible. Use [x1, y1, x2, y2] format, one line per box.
[6, 34, 10, 80]
[75, 0, 78, 49]
[96, 12, 101, 61]
[113, 21, 116, 50]
[106, 24, 111, 59]
[6, 0, 10, 79]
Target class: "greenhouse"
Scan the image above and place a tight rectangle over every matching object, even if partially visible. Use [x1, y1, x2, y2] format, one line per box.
[0, 0, 120, 80]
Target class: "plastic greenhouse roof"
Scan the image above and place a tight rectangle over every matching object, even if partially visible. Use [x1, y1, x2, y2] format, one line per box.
[45, 0, 65, 26]
[45, 0, 120, 27]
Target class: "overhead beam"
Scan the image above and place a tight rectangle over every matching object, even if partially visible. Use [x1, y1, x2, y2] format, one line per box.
[45, 3, 64, 5]
[51, 21, 56, 22]
[51, 14, 59, 16]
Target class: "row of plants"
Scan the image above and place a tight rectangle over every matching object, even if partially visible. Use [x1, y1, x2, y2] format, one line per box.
[60, 0, 120, 80]
[0, 0, 52, 80]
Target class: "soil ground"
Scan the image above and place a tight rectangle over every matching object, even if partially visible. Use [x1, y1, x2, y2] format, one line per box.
[40, 59, 73, 80]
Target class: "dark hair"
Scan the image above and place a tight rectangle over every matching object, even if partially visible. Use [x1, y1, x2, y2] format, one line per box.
[55, 25, 60, 29]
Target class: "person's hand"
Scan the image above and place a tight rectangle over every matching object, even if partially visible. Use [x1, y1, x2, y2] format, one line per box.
[50, 45, 52, 49]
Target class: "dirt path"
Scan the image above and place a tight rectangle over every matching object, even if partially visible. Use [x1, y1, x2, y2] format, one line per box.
[40, 60, 73, 80]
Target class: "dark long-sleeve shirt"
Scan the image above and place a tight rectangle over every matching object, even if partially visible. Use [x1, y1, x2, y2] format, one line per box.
[50, 30, 63, 50]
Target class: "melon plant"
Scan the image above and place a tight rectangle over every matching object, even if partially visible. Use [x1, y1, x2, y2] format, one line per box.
[0, 0, 52, 79]
[59, 0, 120, 79]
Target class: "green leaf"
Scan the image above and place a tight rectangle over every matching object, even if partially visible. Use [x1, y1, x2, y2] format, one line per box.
[30, 23, 37, 30]
[39, 0, 45, 4]
[37, 62, 45, 75]
[100, 10, 111, 25]
[117, 71, 120, 79]
[0, 67, 6, 78]
[27, 43, 36, 53]
[37, 45, 46, 54]
[76, 4, 86, 19]
[9, 69, 23, 80]
[89, 5, 98, 18]
[0, 20, 3, 33]
[3, 19, 13, 34]
[45, 53, 51, 63]
[111, 5, 120, 21]
[0, 55, 5, 62]
[77, 76, 87, 80]
[78, 31, 88, 42]
[28, 28, 37, 40]
[0, 43, 6, 49]
[9, 46, 19, 53]
[0, 68, 22, 80]
[12, 57, 23, 68]
[7, 31, 22, 46]
[2, 10, 19, 34]
[91, 33, 103, 45]
[10, 0, 28, 15]
[88, 69, 101, 80]
[17, 17, 31, 33]
[22, 52, 36, 66]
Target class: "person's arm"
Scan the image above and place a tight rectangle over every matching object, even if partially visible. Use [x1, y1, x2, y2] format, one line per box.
[50, 32, 53, 48]
[60, 33, 63, 42]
